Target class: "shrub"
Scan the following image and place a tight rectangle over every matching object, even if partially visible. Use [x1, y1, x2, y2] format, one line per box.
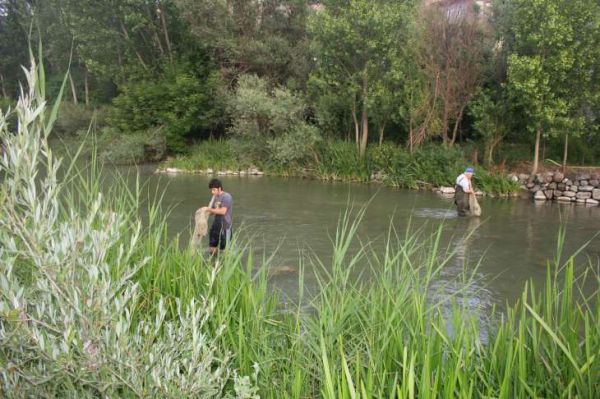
[109, 65, 225, 153]
[163, 140, 244, 171]
[0, 58, 254, 398]
[54, 101, 107, 135]
[229, 74, 321, 167]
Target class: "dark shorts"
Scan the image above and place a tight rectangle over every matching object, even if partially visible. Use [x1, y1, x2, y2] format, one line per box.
[209, 221, 232, 250]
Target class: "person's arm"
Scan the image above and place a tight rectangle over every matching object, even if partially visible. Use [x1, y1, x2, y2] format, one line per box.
[206, 206, 228, 216]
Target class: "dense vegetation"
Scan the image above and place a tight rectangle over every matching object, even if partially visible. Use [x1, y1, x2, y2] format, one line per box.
[1, 0, 599, 176]
[1, 61, 598, 398]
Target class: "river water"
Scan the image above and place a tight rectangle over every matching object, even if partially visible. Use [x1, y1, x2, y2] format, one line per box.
[114, 165, 599, 311]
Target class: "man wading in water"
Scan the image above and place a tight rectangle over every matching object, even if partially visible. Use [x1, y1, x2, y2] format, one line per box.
[200, 178, 233, 255]
[455, 167, 475, 217]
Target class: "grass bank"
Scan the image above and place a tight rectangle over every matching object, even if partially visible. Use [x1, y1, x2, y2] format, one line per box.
[162, 140, 522, 196]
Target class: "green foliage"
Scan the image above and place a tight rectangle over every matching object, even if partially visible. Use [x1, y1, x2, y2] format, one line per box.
[309, 0, 416, 155]
[228, 74, 321, 167]
[163, 140, 245, 172]
[315, 140, 371, 181]
[110, 66, 225, 152]
[53, 102, 107, 135]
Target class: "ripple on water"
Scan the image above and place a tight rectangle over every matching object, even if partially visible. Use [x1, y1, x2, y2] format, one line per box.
[414, 208, 458, 219]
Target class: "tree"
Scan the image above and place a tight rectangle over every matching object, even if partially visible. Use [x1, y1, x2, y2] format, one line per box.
[228, 74, 320, 166]
[175, 0, 311, 87]
[505, 0, 600, 176]
[0, 0, 32, 98]
[417, 2, 488, 147]
[308, 0, 416, 157]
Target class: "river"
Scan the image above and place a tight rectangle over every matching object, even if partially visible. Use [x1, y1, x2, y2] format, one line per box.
[112, 165, 600, 312]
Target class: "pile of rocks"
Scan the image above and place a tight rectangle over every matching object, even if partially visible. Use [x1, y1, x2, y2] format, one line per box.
[154, 167, 264, 176]
[512, 171, 600, 206]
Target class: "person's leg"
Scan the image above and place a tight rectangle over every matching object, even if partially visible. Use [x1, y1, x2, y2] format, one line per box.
[208, 221, 222, 256]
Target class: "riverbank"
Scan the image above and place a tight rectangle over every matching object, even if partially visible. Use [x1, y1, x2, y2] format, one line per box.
[157, 140, 522, 196]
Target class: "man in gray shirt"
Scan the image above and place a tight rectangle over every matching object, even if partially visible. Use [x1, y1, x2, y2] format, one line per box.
[201, 178, 233, 255]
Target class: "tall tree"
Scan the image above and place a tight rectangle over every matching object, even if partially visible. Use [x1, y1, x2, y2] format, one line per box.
[0, 0, 32, 98]
[309, 0, 416, 157]
[417, 2, 488, 147]
[505, 0, 600, 176]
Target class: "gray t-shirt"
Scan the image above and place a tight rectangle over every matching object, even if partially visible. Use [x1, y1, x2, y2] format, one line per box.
[212, 192, 233, 230]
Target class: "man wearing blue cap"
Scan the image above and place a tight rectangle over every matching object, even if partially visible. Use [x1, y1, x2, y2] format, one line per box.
[455, 167, 474, 216]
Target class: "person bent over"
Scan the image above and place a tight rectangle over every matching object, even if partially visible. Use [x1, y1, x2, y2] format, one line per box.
[455, 167, 474, 217]
[200, 178, 233, 255]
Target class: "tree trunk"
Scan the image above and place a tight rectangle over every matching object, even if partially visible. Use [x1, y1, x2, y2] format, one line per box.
[530, 127, 542, 180]
[0, 73, 7, 98]
[351, 98, 359, 151]
[120, 23, 149, 70]
[378, 123, 385, 146]
[450, 104, 466, 146]
[68, 72, 78, 105]
[359, 73, 369, 158]
[562, 133, 568, 172]
[84, 70, 90, 106]
[158, 2, 173, 61]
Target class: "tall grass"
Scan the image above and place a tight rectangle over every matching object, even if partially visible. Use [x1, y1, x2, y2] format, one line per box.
[137, 206, 598, 398]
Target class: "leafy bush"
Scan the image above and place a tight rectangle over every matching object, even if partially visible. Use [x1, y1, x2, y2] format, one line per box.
[163, 139, 245, 171]
[0, 59, 255, 398]
[110, 65, 225, 152]
[229, 74, 321, 167]
[54, 102, 107, 135]
[315, 140, 371, 181]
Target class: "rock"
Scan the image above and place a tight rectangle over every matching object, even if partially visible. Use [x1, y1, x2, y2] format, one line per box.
[570, 185, 578, 192]
[580, 173, 591, 180]
[563, 191, 576, 198]
[589, 179, 599, 187]
[554, 190, 563, 197]
[535, 174, 545, 184]
[580, 180, 588, 186]
[556, 196, 572, 202]
[534, 191, 546, 201]
[518, 173, 530, 181]
[508, 174, 519, 182]
[579, 185, 594, 192]
[573, 180, 580, 187]
[544, 190, 554, 199]
[545, 173, 554, 183]
[206, 168, 214, 174]
[592, 189, 600, 200]
[553, 172, 564, 182]
[439, 186, 455, 194]
[563, 179, 571, 185]
[586, 199, 599, 205]
[475, 190, 484, 196]
[239, 170, 246, 176]
[165, 167, 179, 174]
[548, 182, 557, 190]
[576, 199, 587, 204]
[532, 185, 541, 192]
[590, 173, 599, 180]
[576, 192, 592, 199]
[526, 182, 535, 189]
[557, 183, 566, 191]
[217, 171, 227, 175]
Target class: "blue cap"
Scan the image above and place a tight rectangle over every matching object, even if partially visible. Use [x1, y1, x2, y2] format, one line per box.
[465, 167, 474, 174]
